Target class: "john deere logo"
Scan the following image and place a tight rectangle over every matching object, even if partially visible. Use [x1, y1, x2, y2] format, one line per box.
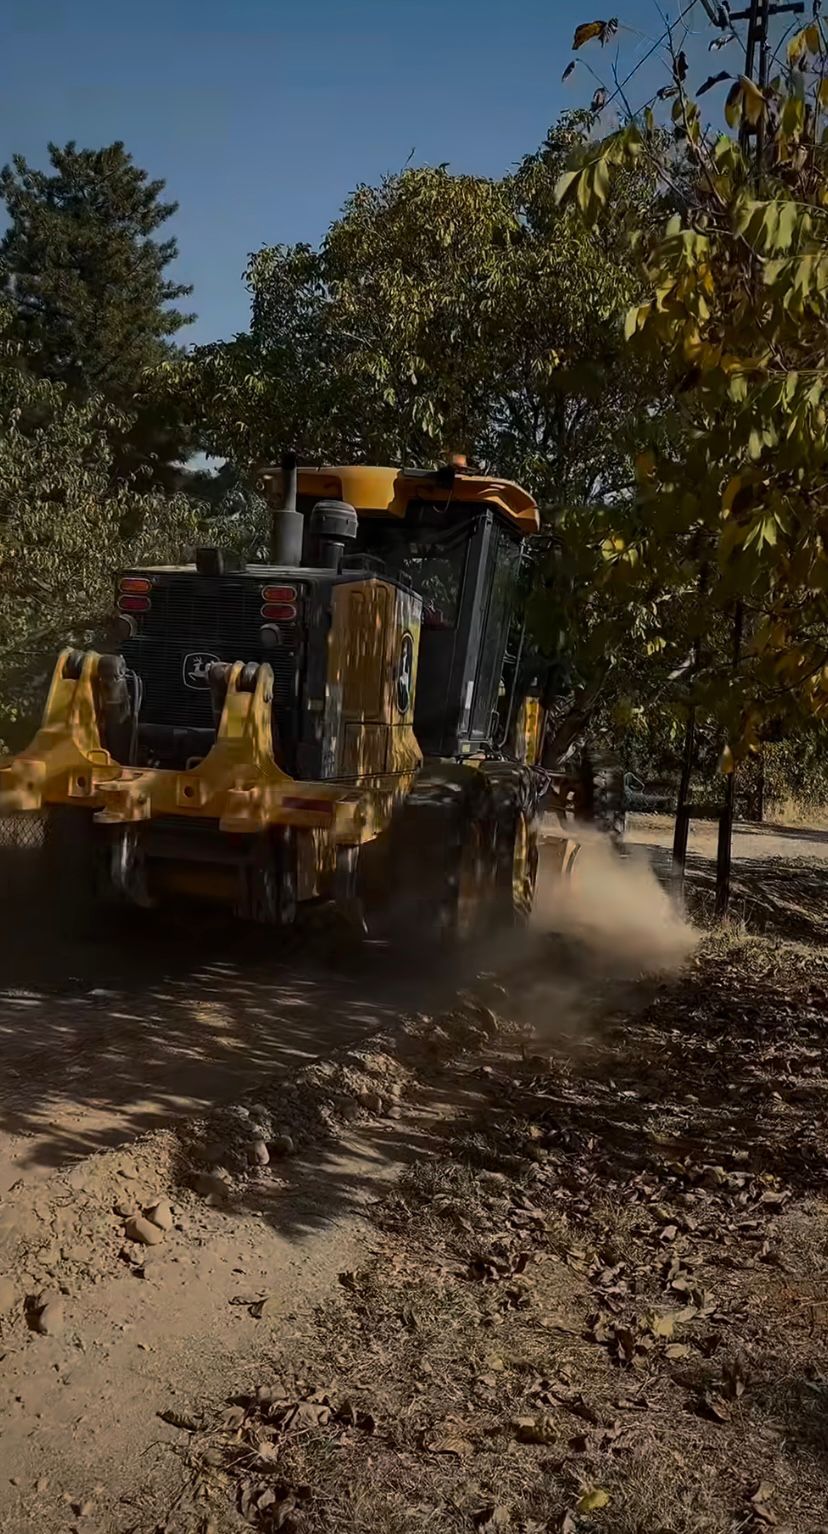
[396, 632, 414, 713]
[183, 652, 219, 689]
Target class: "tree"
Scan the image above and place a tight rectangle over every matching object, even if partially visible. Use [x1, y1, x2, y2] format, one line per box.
[174, 117, 675, 742]
[0, 141, 195, 484]
[182, 116, 657, 499]
[555, 15, 828, 761]
[0, 306, 200, 751]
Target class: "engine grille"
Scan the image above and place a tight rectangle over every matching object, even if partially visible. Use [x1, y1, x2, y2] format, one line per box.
[121, 575, 301, 734]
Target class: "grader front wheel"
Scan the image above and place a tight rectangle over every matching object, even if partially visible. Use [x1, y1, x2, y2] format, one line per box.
[494, 807, 538, 928]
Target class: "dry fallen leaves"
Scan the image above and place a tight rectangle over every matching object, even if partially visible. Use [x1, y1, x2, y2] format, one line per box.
[723, 1356, 747, 1400]
[514, 1415, 557, 1445]
[424, 1433, 475, 1458]
[749, 1481, 778, 1526]
[697, 1391, 731, 1424]
[474, 1506, 511, 1531]
[665, 1342, 691, 1360]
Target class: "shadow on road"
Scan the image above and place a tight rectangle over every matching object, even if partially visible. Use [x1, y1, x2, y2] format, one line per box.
[0, 894, 468, 1188]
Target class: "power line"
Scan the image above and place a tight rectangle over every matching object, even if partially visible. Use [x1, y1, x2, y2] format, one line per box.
[601, 0, 705, 113]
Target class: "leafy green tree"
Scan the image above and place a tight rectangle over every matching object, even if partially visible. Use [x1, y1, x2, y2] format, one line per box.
[0, 140, 195, 485]
[556, 16, 828, 760]
[174, 116, 674, 746]
[0, 307, 199, 751]
[182, 116, 657, 499]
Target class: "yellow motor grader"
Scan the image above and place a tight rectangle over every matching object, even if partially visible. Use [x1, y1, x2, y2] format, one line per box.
[0, 458, 576, 938]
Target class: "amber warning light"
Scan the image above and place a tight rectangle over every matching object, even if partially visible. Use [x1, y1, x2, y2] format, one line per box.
[261, 584, 297, 602]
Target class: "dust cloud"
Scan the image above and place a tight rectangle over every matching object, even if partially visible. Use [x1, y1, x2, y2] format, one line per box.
[534, 832, 698, 979]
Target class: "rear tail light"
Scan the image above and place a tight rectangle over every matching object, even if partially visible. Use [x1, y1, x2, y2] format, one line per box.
[119, 577, 152, 594]
[261, 602, 297, 621]
[261, 584, 297, 602]
[118, 594, 151, 613]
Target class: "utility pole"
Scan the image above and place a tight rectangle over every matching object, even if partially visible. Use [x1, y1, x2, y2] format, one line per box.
[731, 0, 805, 113]
[731, 0, 805, 157]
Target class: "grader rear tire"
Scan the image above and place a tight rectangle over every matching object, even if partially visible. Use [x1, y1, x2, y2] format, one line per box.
[385, 777, 495, 947]
[40, 806, 101, 934]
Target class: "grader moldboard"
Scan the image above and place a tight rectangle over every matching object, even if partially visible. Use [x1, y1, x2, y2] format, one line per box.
[0, 457, 578, 939]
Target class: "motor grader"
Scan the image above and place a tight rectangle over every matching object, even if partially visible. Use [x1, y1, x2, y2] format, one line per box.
[0, 457, 576, 939]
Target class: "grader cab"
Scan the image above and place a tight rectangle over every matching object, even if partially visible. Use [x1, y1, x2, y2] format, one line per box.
[0, 458, 576, 938]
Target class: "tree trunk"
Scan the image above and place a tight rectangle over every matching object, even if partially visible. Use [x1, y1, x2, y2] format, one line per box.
[672, 703, 696, 900]
[715, 603, 743, 921]
[755, 749, 765, 824]
[542, 669, 610, 770]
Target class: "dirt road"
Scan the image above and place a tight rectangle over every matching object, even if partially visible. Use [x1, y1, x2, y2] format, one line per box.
[0, 822, 824, 1531]
[0, 905, 470, 1196]
[0, 815, 817, 1199]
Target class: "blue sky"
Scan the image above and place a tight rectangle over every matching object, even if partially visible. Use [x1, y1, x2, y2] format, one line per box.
[3, 1, 744, 346]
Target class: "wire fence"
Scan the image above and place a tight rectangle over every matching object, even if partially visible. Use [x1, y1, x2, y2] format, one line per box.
[0, 813, 46, 852]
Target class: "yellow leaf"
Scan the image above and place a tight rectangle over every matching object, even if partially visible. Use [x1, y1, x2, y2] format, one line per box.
[781, 94, 806, 137]
[594, 156, 610, 204]
[635, 449, 655, 480]
[577, 1488, 611, 1513]
[805, 22, 821, 53]
[821, 78, 828, 109]
[720, 744, 735, 776]
[573, 21, 604, 48]
[729, 373, 748, 403]
[722, 475, 746, 514]
[741, 75, 766, 127]
[625, 302, 651, 339]
[725, 80, 742, 128]
[787, 27, 808, 64]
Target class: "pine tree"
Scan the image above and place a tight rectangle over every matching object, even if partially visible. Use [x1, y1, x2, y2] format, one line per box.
[0, 140, 195, 481]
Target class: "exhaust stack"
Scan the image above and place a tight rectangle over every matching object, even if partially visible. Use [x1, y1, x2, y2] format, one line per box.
[269, 450, 305, 566]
